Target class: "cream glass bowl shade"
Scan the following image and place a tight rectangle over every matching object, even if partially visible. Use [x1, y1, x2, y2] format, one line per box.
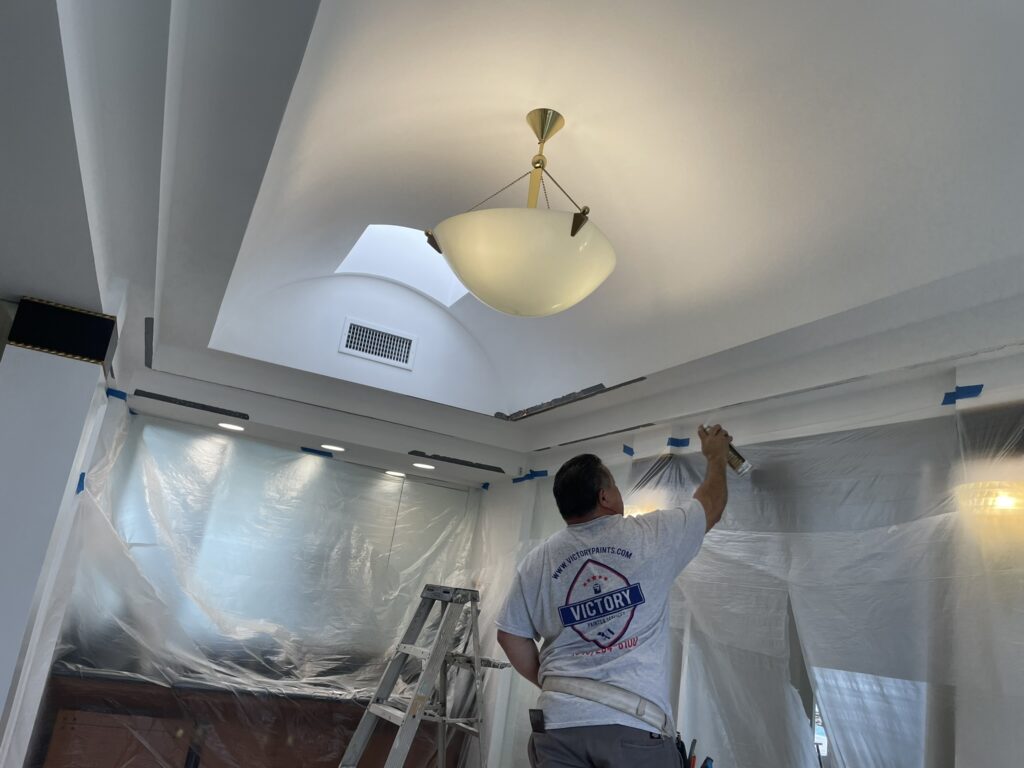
[433, 208, 616, 317]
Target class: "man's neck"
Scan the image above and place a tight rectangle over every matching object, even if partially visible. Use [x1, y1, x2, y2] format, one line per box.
[566, 508, 619, 526]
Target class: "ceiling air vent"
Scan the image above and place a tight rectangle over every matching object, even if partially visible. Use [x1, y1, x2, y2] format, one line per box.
[340, 318, 417, 369]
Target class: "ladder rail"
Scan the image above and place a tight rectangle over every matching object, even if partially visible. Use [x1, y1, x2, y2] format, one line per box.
[337, 584, 506, 768]
[382, 601, 467, 768]
[339, 595, 436, 767]
[469, 603, 486, 768]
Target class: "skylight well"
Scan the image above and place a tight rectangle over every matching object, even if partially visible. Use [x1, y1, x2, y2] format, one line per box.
[336, 225, 469, 307]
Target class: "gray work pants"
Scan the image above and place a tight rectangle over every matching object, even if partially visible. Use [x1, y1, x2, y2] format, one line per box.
[528, 725, 683, 768]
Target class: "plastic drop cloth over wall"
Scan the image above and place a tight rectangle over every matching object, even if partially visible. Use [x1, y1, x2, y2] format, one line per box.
[43, 403, 480, 765]
[497, 408, 1024, 768]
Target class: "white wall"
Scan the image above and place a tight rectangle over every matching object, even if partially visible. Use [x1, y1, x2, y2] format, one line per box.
[210, 274, 510, 415]
[468, 479, 537, 768]
[0, 0, 102, 312]
[0, 347, 105, 761]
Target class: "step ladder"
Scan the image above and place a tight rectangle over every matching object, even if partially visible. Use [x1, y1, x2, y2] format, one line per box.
[339, 584, 509, 768]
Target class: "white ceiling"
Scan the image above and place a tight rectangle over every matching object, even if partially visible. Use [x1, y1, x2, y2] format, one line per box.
[216, 0, 1024, 410]
[56, 0, 169, 314]
[0, 1, 100, 312]
[4, 0, 1024, 471]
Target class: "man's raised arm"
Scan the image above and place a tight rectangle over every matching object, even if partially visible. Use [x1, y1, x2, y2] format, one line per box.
[693, 424, 731, 532]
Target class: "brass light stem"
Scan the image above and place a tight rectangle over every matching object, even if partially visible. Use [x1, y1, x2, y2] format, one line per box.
[524, 109, 563, 209]
[527, 153, 544, 208]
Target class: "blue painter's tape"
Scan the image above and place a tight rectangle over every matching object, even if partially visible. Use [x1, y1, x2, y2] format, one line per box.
[942, 384, 984, 405]
[481, 482, 490, 491]
[301, 446, 333, 458]
[666, 437, 690, 448]
[622, 444, 635, 457]
[512, 469, 549, 484]
[76, 472, 86, 495]
[959, 384, 984, 399]
[106, 387, 128, 401]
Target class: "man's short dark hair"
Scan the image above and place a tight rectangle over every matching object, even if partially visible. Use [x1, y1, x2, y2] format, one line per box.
[553, 454, 610, 520]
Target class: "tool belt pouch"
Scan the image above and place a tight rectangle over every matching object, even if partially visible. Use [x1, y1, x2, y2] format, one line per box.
[529, 709, 546, 734]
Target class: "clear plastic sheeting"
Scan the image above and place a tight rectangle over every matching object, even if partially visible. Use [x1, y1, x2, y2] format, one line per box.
[22, 395, 1024, 766]
[37, 402, 479, 766]
[494, 408, 1023, 767]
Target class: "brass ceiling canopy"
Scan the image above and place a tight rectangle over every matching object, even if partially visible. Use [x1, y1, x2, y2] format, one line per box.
[526, 108, 565, 144]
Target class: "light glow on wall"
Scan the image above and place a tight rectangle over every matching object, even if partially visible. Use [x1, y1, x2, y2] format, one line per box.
[994, 493, 1017, 510]
[954, 457, 1024, 560]
[623, 487, 673, 518]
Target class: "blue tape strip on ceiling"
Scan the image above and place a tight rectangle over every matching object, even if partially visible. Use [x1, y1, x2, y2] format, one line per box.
[623, 444, 635, 456]
[941, 384, 984, 405]
[76, 473, 86, 495]
[512, 469, 549, 484]
[481, 482, 490, 490]
[106, 387, 128, 400]
[666, 437, 690, 448]
[301, 446, 333, 458]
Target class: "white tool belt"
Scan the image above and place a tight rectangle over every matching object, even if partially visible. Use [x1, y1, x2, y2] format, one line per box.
[542, 675, 675, 738]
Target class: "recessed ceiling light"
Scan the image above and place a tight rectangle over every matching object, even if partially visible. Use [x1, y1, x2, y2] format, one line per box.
[386, 470, 406, 478]
[413, 463, 435, 470]
[321, 444, 345, 452]
[218, 423, 245, 432]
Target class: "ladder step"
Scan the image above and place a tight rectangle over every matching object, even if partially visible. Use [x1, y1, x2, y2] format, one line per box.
[396, 645, 508, 668]
[397, 643, 431, 660]
[449, 652, 510, 670]
[368, 702, 408, 726]
[421, 714, 479, 726]
[422, 584, 479, 603]
[451, 722, 480, 737]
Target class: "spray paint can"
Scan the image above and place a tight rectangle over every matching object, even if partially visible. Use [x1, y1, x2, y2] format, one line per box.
[700, 425, 752, 476]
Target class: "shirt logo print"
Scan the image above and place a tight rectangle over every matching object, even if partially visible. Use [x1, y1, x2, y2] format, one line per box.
[558, 559, 646, 649]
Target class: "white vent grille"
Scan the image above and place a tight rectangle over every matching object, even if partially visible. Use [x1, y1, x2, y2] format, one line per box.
[340, 319, 417, 369]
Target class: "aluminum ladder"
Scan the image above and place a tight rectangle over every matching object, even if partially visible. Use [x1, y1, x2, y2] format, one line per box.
[339, 584, 508, 768]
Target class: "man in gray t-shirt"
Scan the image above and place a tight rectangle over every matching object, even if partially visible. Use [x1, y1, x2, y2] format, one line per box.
[496, 425, 732, 768]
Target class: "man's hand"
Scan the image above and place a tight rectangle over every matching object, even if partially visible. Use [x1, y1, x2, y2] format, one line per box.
[699, 423, 732, 462]
[496, 629, 541, 688]
[694, 424, 731, 531]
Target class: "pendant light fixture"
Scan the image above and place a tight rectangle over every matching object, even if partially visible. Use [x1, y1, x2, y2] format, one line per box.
[426, 109, 615, 317]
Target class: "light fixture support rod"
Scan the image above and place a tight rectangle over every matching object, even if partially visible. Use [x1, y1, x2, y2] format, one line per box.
[527, 156, 545, 209]
[525, 109, 564, 209]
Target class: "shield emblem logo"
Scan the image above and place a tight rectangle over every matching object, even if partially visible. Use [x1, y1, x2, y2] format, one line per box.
[559, 559, 645, 649]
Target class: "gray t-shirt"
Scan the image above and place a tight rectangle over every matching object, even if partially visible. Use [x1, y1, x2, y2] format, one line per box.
[496, 503, 706, 732]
